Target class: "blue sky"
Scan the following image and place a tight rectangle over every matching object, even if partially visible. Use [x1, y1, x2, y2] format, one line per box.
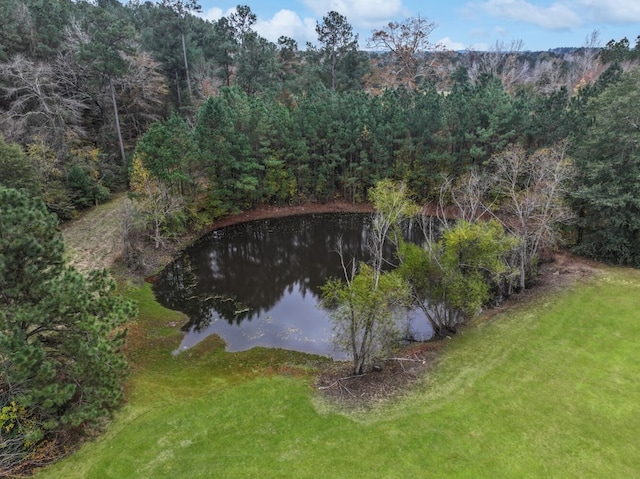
[195, 0, 640, 51]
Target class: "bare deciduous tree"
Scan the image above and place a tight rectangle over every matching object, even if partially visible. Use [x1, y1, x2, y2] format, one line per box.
[436, 142, 575, 292]
[0, 54, 87, 153]
[488, 141, 576, 290]
[568, 30, 602, 90]
[115, 52, 169, 142]
[531, 57, 568, 93]
[437, 170, 491, 228]
[467, 39, 530, 92]
[368, 16, 443, 89]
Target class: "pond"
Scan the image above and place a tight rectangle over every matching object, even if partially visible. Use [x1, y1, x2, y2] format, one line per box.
[152, 213, 433, 358]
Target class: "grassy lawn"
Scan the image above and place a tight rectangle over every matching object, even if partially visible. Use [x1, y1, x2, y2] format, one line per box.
[35, 266, 640, 478]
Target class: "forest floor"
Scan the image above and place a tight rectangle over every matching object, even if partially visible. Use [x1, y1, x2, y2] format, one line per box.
[61, 195, 600, 407]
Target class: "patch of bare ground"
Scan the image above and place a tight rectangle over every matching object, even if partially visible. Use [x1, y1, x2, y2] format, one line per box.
[315, 341, 446, 408]
[315, 251, 601, 408]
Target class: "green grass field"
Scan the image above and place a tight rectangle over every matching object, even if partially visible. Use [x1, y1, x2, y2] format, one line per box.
[35, 266, 640, 479]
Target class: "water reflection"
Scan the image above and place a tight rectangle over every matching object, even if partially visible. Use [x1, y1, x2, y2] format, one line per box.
[153, 213, 432, 357]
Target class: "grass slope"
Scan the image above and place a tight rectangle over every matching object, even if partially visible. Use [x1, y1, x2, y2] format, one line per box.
[60, 193, 126, 272]
[35, 268, 640, 479]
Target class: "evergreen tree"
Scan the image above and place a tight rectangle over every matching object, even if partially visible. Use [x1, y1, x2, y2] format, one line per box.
[134, 113, 198, 197]
[308, 11, 359, 91]
[235, 32, 278, 96]
[0, 187, 135, 471]
[79, 1, 135, 167]
[0, 135, 37, 195]
[161, 0, 201, 99]
[572, 69, 640, 266]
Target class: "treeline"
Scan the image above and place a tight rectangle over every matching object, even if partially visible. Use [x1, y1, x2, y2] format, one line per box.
[127, 64, 640, 266]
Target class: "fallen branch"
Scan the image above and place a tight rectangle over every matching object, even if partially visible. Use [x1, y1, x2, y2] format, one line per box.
[385, 357, 426, 363]
[318, 373, 366, 390]
[339, 381, 355, 398]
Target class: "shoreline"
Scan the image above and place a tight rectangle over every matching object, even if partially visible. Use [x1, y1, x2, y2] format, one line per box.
[132, 201, 376, 281]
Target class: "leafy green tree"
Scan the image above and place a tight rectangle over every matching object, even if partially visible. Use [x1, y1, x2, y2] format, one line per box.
[321, 264, 410, 375]
[367, 180, 420, 279]
[129, 154, 185, 248]
[572, 69, 640, 266]
[320, 180, 417, 374]
[133, 113, 199, 198]
[398, 220, 518, 337]
[24, 137, 75, 219]
[0, 187, 135, 472]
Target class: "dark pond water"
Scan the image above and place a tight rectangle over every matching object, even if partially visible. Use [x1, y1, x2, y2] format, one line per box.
[153, 213, 433, 358]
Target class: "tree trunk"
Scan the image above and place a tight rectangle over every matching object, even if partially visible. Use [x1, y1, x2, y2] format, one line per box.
[109, 77, 126, 168]
[331, 51, 337, 91]
[181, 32, 192, 98]
[154, 210, 161, 249]
[175, 70, 182, 109]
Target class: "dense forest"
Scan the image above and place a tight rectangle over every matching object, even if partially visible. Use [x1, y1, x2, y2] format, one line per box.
[1, 1, 640, 473]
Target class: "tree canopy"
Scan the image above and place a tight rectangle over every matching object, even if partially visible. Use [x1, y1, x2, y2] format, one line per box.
[572, 69, 640, 266]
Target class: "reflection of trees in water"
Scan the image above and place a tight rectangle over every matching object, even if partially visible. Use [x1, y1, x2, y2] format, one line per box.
[153, 214, 375, 330]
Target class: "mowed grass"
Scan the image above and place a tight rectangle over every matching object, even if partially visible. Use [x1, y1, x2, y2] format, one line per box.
[35, 267, 640, 479]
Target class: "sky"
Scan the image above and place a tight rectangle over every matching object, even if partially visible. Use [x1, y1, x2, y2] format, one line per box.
[194, 0, 640, 52]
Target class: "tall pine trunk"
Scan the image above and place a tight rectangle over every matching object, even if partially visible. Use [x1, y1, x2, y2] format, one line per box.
[181, 32, 192, 97]
[109, 77, 126, 168]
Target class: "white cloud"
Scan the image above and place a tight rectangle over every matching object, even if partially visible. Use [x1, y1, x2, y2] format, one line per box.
[575, 0, 640, 23]
[438, 37, 467, 51]
[255, 10, 317, 45]
[302, 0, 404, 28]
[199, 7, 224, 22]
[474, 0, 582, 30]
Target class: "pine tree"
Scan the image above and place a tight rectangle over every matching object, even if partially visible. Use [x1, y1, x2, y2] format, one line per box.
[0, 187, 135, 471]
